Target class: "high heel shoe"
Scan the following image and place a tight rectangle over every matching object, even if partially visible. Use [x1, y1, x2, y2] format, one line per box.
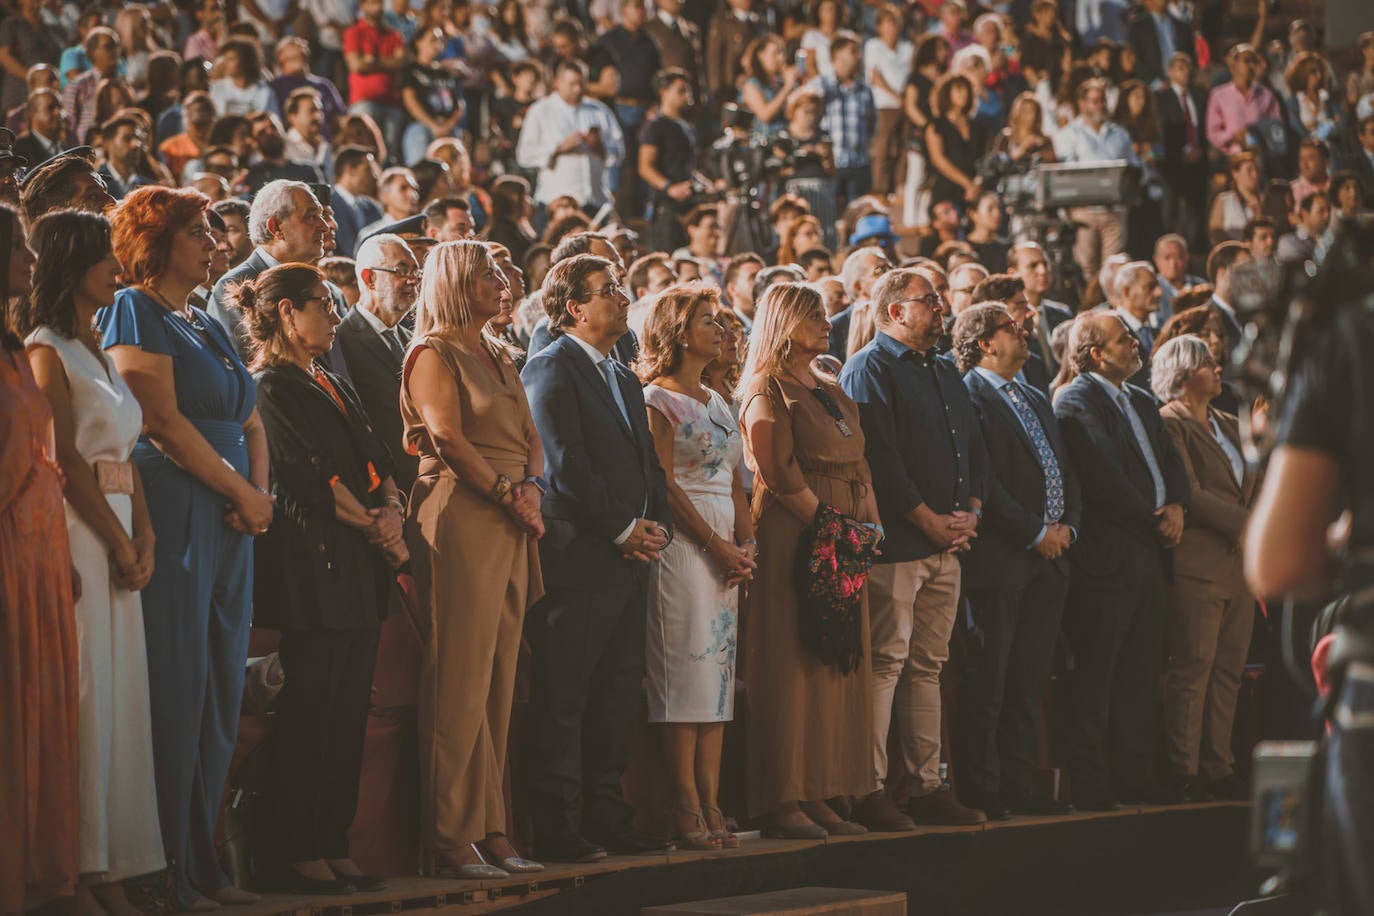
[702, 805, 740, 849]
[669, 806, 722, 851]
[478, 836, 544, 874]
[433, 845, 510, 880]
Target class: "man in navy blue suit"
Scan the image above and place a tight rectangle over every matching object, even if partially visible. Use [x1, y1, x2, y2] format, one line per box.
[329, 145, 384, 259]
[520, 253, 673, 863]
[1054, 312, 1190, 810]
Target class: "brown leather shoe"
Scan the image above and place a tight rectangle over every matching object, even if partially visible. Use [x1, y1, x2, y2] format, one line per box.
[907, 786, 988, 826]
[852, 790, 917, 832]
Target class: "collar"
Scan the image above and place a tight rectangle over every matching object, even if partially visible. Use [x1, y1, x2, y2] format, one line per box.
[1088, 371, 1127, 403]
[256, 247, 281, 269]
[566, 330, 615, 364]
[333, 183, 356, 206]
[191, 284, 210, 302]
[1115, 308, 1146, 332]
[874, 330, 936, 362]
[31, 128, 57, 148]
[107, 163, 138, 188]
[733, 9, 751, 21]
[971, 365, 1020, 391]
[657, 10, 675, 27]
[287, 127, 321, 151]
[356, 301, 395, 335]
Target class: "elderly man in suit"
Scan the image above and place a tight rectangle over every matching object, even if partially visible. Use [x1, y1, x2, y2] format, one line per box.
[1110, 261, 1163, 392]
[1151, 335, 1258, 803]
[336, 232, 420, 494]
[954, 302, 1080, 820]
[521, 253, 673, 863]
[1009, 242, 1073, 376]
[1053, 312, 1190, 810]
[1151, 233, 1205, 327]
[1155, 54, 1209, 251]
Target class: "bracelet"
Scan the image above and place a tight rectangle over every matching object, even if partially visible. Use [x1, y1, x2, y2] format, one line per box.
[384, 494, 407, 516]
[703, 531, 717, 553]
[489, 473, 513, 504]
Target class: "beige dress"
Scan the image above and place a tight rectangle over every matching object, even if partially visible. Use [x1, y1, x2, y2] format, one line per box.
[742, 376, 877, 817]
[401, 335, 544, 856]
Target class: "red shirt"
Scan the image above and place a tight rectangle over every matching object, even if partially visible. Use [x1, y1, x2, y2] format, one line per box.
[343, 19, 403, 105]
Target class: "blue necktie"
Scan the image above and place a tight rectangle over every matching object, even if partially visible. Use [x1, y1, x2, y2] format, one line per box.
[1002, 382, 1065, 522]
[1116, 389, 1166, 508]
[600, 357, 632, 428]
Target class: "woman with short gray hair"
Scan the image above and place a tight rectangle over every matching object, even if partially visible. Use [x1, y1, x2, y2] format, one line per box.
[1152, 334, 1258, 803]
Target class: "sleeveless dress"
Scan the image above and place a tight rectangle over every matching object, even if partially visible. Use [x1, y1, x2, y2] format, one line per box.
[644, 385, 743, 723]
[25, 328, 164, 881]
[0, 348, 78, 912]
[741, 376, 877, 817]
[400, 335, 544, 855]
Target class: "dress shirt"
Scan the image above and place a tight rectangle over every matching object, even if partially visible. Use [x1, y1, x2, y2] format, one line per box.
[285, 128, 333, 180]
[1205, 81, 1281, 155]
[839, 331, 987, 562]
[1113, 307, 1155, 351]
[355, 300, 405, 353]
[1210, 416, 1245, 484]
[1088, 372, 1166, 507]
[813, 75, 876, 169]
[863, 37, 913, 110]
[1054, 116, 1140, 166]
[515, 93, 625, 207]
[566, 332, 640, 544]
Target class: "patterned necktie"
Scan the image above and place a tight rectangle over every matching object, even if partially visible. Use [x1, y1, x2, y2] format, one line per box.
[1116, 389, 1166, 508]
[1002, 382, 1064, 522]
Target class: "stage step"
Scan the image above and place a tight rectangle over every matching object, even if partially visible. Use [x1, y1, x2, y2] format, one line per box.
[643, 887, 906, 916]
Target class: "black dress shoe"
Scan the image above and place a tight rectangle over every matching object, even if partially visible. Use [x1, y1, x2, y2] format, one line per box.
[534, 835, 607, 864]
[591, 829, 674, 855]
[961, 790, 1011, 821]
[277, 872, 356, 895]
[1208, 773, 1249, 801]
[1005, 794, 1074, 817]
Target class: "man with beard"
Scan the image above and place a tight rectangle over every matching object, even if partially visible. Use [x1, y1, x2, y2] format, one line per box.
[210, 198, 253, 267]
[96, 113, 155, 200]
[243, 111, 324, 194]
[1053, 312, 1189, 810]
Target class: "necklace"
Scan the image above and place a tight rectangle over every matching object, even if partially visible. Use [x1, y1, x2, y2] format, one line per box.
[142, 284, 236, 371]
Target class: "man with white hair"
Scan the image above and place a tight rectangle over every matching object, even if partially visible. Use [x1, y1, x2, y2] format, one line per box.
[1009, 243, 1074, 375]
[1151, 233, 1204, 327]
[210, 179, 340, 366]
[833, 246, 892, 361]
[336, 233, 421, 492]
[1110, 261, 1162, 390]
[947, 261, 990, 317]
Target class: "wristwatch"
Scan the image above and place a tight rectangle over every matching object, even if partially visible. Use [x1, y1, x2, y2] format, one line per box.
[523, 475, 549, 495]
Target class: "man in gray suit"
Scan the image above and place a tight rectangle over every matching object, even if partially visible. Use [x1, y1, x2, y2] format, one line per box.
[209, 179, 346, 372]
[336, 232, 421, 493]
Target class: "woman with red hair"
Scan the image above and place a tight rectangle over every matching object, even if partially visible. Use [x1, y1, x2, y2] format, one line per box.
[97, 185, 272, 911]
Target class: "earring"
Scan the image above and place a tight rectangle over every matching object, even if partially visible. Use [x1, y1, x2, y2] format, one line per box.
[782, 339, 793, 359]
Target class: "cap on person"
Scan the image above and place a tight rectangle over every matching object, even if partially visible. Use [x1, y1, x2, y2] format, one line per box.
[849, 213, 895, 247]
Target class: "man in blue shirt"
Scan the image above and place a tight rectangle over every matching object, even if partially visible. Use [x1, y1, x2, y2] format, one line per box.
[840, 267, 989, 830]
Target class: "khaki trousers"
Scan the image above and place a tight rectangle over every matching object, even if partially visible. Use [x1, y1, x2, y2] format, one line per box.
[1162, 577, 1255, 780]
[1068, 206, 1126, 280]
[869, 109, 906, 196]
[868, 554, 962, 795]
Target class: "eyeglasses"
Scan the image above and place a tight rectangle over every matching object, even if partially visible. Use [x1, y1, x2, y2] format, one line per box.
[298, 295, 334, 310]
[585, 282, 629, 300]
[371, 265, 422, 281]
[990, 319, 1019, 336]
[894, 292, 943, 309]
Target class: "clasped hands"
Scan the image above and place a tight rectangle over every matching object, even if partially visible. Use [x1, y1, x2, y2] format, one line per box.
[503, 482, 545, 539]
[224, 485, 275, 537]
[918, 507, 980, 554]
[363, 505, 409, 568]
[707, 533, 758, 588]
[621, 517, 669, 563]
[110, 532, 156, 592]
[1033, 522, 1073, 561]
[1155, 503, 1184, 549]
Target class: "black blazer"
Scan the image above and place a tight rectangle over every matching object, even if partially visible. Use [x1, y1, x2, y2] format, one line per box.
[336, 306, 417, 495]
[1155, 83, 1209, 190]
[1053, 373, 1190, 577]
[13, 132, 62, 166]
[330, 187, 383, 258]
[1128, 13, 1192, 87]
[252, 362, 395, 631]
[964, 369, 1082, 578]
[520, 332, 671, 590]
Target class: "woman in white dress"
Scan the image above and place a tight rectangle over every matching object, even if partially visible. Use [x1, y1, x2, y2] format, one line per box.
[637, 285, 756, 852]
[23, 210, 164, 916]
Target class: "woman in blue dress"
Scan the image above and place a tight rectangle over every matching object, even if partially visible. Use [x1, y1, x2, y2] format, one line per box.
[99, 185, 273, 911]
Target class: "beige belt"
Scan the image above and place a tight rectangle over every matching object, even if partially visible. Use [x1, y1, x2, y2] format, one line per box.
[94, 459, 135, 495]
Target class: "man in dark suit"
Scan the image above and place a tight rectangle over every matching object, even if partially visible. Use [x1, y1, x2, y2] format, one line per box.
[1204, 240, 1250, 353]
[520, 253, 672, 863]
[527, 231, 639, 364]
[330, 145, 384, 260]
[1009, 242, 1073, 376]
[1109, 261, 1162, 393]
[209, 180, 350, 374]
[1155, 53, 1209, 251]
[704, 0, 762, 114]
[336, 232, 420, 494]
[643, 0, 702, 98]
[96, 112, 155, 200]
[970, 273, 1052, 397]
[13, 88, 64, 166]
[953, 303, 1080, 819]
[1128, 0, 1192, 87]
[1350, 114, 1374, 209]
[1053, 312, 1190, 809]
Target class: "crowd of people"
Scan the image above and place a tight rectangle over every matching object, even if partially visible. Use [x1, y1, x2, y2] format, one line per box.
[0, 0, 1366, 912]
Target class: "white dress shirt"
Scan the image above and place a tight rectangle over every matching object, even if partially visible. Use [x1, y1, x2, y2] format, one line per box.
[1054, 117, 1140, 166]
[515, 93, 625, 207]
[863, 37, 913, 110]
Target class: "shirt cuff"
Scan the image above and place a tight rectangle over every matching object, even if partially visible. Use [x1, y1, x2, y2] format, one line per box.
[613, 518, 637, 546]
[1029, 525, 1048, 549]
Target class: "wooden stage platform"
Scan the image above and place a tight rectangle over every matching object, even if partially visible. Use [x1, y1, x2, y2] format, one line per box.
[232, 802, 1259, 916]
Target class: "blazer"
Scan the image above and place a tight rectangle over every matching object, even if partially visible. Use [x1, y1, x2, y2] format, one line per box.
[528, 315, 639, 365]
[643, 14, 701, 94]
[13, 132, 62, 166]
[705, 7, 762, 99]
[335, 306, 417, 495]
[964, 369, 1082, 578]
[520, 333, 671, 591]
[1155, 83, 1209, 190]
[1350, 147, 1374, 209]
[1159, 401, 1257, 593]
[1053, 373, 1190, 577]
[1127, 12, 1192, 87]
[252, 362, 395, 631]
[331, 188, 383, 260]
[1035, 299, 1073, 375]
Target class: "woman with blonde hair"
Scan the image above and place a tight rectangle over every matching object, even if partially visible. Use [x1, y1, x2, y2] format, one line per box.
[737, 282, 879, 838]
[401, 239, 546, 878]
[991, 92, 1056, 163]
[638, 284, 756, 850]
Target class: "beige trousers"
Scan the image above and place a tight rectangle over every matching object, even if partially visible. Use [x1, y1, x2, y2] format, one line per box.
[868, 554, 962, 795]
[1068, 206, 1126, 281]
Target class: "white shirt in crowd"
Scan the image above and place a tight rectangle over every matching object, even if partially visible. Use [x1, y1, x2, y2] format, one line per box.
[515, 92, 625, 208]
[863, 37, 914, 110]
[1053, 117, 1139, 166]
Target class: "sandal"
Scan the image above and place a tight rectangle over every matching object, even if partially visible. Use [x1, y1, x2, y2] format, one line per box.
[702, 804, 740, 849]
[669, 806, 722, 851]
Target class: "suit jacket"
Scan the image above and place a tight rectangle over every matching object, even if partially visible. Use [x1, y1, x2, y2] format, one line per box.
[13, 132, 62, 166]
[528, 316, 639, 366]
[705, 8, 762, 100]
[1128, 12, 1192, 87]
[828, 306, 853, 362]
[252, 362, 395, 631]
[643, 14, 701, 94]
[964, 369, 1081, 579]
[1155, 83, 1209, 192]
[331, 188, 384, 260]
[335, 306, 417, 495]
[1158, 401, 1256, 594]
[1053, 374, 1190, 578]
[1207, 296, 1244, 354]
[1035, 299, 1073, 375]
[1351, 147, 1374, 209]
[97, 163, 155, 200]
[1022, 351, 1052, 397]
[521, 333, 671, 591]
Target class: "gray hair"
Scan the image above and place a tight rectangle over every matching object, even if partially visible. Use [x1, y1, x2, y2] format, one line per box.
[355, 232, 407, 277]
[248, 179, 315, 245]
[1067, 313, 1119, 375]
[841, 247, 881, 299]
[1150, 334, 1212, 403]
[1153, 233, 1188, 258]
[1098, 252, 1131, 298]
[1112, 260, 1155, 301]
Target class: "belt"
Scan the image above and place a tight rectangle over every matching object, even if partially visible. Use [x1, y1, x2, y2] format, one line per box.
[95, 459, 135, 495]
[615, 97, 651, 107]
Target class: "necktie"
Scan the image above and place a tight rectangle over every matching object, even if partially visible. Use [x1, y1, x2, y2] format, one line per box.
[382, 326, 404, 360]
[1136, 323, 1154, 357]
[1003, 382, 1064, 522]
[600, 357, 632, 428]
[1116, 389, 1166, 508]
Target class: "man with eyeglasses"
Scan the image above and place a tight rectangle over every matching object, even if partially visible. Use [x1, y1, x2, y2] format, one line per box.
[839, 267, 990, 830]
[337, 232, 421, 493]
[946, 261, 989, 318]
[952, 302, 1080, 821]
[527, 231, 638, 366]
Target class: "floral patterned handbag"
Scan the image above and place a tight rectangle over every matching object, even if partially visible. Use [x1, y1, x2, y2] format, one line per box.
[793, 503, 883, 674]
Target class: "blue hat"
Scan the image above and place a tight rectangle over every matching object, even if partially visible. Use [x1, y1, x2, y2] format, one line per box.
[848, 213, 894, 247]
